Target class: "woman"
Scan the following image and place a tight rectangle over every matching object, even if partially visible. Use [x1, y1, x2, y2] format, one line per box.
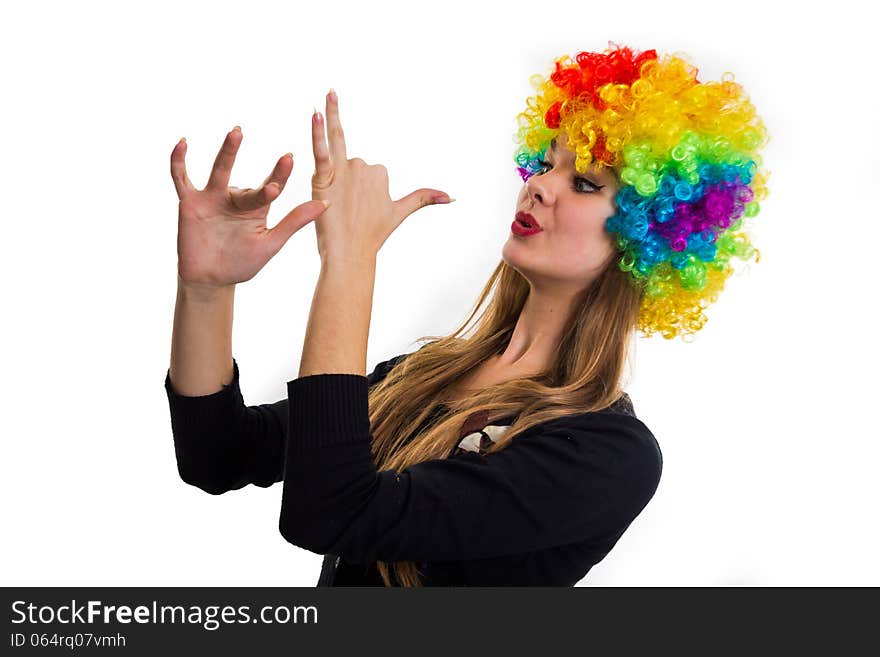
[165, 43, 769, 586]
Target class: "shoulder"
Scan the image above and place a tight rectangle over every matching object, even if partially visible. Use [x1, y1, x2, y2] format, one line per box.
[366, 351, 414, 386]
[518, 409, 663, 506]
[367, 342, 432, 387]
[555, 408, 661, 470]
[605, 391, 637, 418]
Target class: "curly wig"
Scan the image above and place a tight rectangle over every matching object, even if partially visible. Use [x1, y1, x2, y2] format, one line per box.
[513, 42, 771, 340]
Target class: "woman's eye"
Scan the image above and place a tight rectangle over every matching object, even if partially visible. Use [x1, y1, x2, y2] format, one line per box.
[535, 160, 601, 193]
[574, 178, 600, 193]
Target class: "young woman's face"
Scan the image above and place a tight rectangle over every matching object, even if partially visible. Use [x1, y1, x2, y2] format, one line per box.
[503, 133, 620, 291]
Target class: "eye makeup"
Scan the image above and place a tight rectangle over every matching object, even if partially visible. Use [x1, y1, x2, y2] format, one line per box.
[537, 155, 605, 193]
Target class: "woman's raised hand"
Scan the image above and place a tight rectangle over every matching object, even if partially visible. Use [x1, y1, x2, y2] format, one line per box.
[170, 127, 329, 290]
[310, 89, 452, 263]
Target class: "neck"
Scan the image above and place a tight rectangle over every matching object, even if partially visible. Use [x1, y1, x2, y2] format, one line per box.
[497, 283, 580, 374]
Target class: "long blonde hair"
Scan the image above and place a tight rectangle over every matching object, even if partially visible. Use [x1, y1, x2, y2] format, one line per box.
[368, 250, 642, 586]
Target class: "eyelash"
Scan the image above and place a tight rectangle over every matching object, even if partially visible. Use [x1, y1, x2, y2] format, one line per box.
[535, 160, 604, 193]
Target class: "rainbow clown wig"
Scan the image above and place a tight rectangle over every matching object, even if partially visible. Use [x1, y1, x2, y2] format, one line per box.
[514, 42, 770, 341]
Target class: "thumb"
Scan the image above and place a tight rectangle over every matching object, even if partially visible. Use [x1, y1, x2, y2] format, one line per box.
[267, 199, 331, 254]
[392, 188, 454, 222]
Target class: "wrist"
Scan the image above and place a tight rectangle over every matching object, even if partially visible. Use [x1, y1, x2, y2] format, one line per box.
[319, 249, 377, 271]
[177, 276, 235, 304]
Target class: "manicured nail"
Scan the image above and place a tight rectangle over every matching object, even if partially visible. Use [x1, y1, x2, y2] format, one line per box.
[432, 195, 455, 204]
[321, 199, 331, 209]
[284, 152, 293, 160]
[313, 109, 323, 124]
[232, 125, 241, 133]
[328, 88, 338, 103]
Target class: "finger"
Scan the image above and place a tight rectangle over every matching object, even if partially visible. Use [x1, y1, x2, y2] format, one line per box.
[229, 182, 281, 213]
[324, 88, 348, 164]
[170, 138, 195, 199]
[229, 152, 294, 212]
[206, 126, 243, 192]
[392, 188, 455, 222]
[260, 151, 294, 192]
[311, 109, 332, 186]
[266, 199, 331, 255]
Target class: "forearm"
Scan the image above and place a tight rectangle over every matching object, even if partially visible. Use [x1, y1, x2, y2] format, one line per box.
[299, 254, 377, 378]
[169, 275, 235, 396]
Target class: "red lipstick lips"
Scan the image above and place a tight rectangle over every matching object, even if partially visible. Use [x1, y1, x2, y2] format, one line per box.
[512, 211, 542, 236]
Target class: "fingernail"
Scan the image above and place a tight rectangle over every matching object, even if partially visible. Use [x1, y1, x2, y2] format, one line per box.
[328, 88, 338, 103]
[232, 125, 241, 133]
[284, 152, 293, 160]
[432, 195, 455, 204]
[321, 199, 331, 209]
[313, 109, 323, 124]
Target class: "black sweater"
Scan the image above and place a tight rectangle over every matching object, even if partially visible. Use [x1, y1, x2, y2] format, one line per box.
[164, 351, 662, 586]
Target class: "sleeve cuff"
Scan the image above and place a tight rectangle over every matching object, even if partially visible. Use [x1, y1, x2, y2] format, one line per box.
[164, 359, 242, 432]
[286, 373, 372, 449]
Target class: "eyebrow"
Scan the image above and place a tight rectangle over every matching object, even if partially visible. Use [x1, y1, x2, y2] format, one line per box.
[545, 138, 563, 161]
[548, 137, 616, 184]
[544, 138, 612, 188]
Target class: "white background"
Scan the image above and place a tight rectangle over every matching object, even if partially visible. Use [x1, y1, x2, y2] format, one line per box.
[1, 0, 877, 587]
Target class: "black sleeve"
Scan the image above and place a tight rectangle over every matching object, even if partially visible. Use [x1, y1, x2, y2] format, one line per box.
[279, 373, 663, 564]
[164, 352, 413, 495]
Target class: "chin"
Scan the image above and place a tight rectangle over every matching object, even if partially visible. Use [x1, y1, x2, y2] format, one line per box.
[500, 244, 536, 280]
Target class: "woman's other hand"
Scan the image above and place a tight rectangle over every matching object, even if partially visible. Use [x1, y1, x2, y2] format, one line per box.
[310, 88, 452, 263]
[170, 127, 330, 290]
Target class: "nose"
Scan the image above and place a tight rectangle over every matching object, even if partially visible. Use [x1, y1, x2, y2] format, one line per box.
[526, 173, 554, 206]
